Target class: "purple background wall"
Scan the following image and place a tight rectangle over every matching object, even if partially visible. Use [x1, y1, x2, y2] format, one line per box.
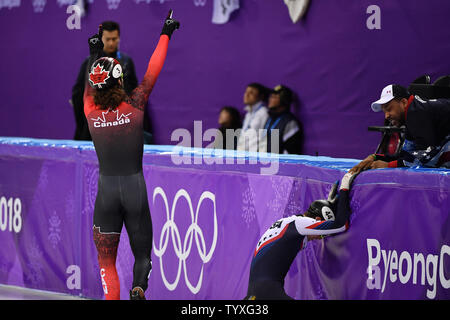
[1, 0, 450, 159]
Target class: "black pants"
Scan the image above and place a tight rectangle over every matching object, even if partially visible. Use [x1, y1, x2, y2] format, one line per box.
[93, 171, 153, 294]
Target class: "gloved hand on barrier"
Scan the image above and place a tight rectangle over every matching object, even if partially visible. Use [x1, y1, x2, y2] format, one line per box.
[339, 171, 359, 191]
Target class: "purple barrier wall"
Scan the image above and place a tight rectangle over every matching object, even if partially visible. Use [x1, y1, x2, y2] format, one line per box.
[0, 138, 449, 300]
[1, 1, 450, 159]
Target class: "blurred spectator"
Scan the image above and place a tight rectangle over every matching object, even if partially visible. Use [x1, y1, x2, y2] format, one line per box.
[350, 84, 450, 172]
[259, 85, 303, 154]
[213, 106, 242, 150]
[72, 21, 154, 141]
[236, 83, 270, 152]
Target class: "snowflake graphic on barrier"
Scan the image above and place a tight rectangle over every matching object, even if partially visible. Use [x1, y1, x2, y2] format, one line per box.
[32, 0, 46, 12]
[302, 242, 327, 299]
[48, 211, 61, 249]
[25, 236, 44, 286]
[241, 186, 256, 227]
[349, 197, 361, 225]
[83, 164, 99, 216]
[266, 176, 292, 219]
[284, 179, 303, 217]
[37, 164, 49, 190]
[65, 190, 76, 223]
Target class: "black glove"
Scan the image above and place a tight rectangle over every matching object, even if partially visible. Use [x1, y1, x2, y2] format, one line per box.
[161, 10, 180, 39]
[327, 180, 339, 205]
[88, 25, 104, 55]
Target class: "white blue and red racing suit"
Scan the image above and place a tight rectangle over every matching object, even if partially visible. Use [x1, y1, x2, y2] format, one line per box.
[245, 189, 351, 300]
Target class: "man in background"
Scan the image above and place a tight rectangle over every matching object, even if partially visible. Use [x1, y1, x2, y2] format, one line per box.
[259, 85, 303, 154]
[71, 21, 153, 141]
[236, 83, 270, 152]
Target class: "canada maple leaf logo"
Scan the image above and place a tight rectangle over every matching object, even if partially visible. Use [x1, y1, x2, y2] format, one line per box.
[89, 64, 110, 87]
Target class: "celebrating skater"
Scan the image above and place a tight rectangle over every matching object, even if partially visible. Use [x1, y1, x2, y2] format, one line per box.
[83, 11, 180, 300]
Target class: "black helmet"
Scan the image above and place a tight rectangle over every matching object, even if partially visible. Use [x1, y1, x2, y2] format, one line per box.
[307, 200, 335, 221]
[306, 181, 339, 221]
[89, 57, 123, 90]
[272, 85, 293, 108]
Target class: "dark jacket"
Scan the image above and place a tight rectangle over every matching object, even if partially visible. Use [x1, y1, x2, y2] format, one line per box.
[376, 95, 450, 167]
[71, 51, 139, 140]
[404, 96, 450, 148]
[264, 110, 303, 155]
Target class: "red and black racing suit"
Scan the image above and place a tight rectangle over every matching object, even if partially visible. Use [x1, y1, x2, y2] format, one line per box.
[83, 34, 170, 300]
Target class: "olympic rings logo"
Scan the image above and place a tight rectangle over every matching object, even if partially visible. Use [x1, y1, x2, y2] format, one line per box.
[152, 187, 218, 294]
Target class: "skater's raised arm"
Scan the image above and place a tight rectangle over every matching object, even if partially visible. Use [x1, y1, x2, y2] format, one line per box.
[130, 10, 180, 111]
[83, 25, 105, 104]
